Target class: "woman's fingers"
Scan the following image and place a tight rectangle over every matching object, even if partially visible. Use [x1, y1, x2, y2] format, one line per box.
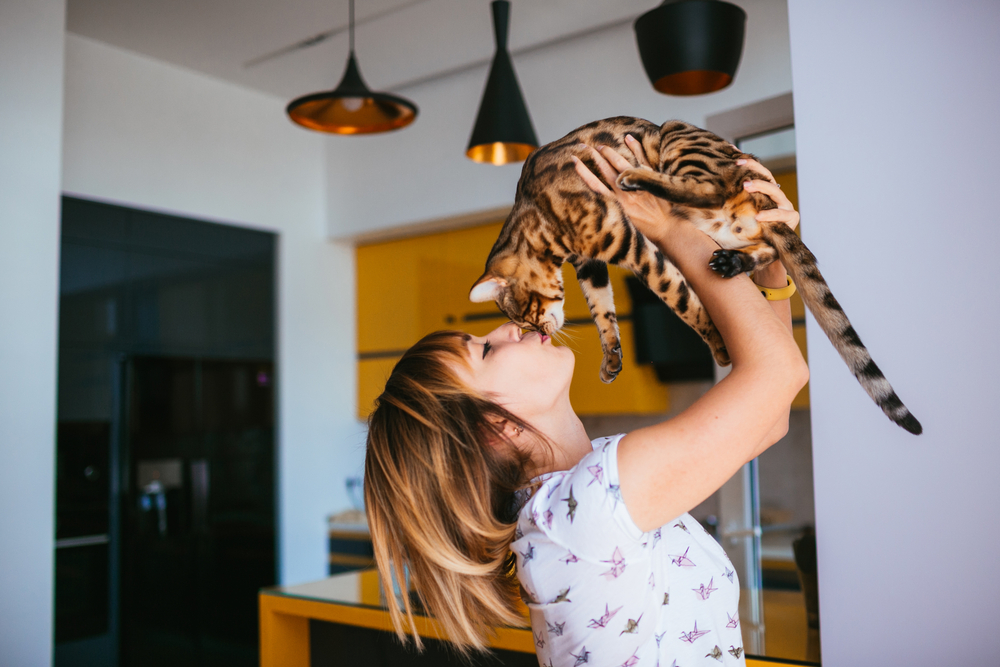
[580, 145, 623, 188]
[737, 158, 776, 183]
[743, 178, 793, 211]
[754, 207, 799, 231]
[593, 145, 634, 180]
[742, 171, 797, 230]
[625, 135, 652, 169]
[574, 140, 654, 199]
[572, 155, 612, 195]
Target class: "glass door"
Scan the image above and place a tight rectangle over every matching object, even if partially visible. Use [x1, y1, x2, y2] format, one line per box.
[716, 125, 820, 663]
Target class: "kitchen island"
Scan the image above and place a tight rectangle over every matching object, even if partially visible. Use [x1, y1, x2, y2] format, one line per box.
[260, 569, 810, 666]
[259, 569, 535, 666]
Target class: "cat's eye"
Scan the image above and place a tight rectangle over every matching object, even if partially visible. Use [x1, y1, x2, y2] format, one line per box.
[482, 341, 492, 359]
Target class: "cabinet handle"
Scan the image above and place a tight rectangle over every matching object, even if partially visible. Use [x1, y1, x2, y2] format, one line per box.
[55, 534, 109, 549]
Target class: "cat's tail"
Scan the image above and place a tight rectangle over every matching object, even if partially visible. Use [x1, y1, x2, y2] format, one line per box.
[761, 224, 923, 435]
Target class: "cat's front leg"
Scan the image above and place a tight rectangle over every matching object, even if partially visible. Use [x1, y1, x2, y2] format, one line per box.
[571, 258, 623, 383]
[619, 242, 731, 367]
[709, 243, 780, 278]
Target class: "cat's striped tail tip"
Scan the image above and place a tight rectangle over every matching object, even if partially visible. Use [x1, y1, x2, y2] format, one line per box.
[897, 412, 923, 435]
[879, 389, 922, 434]
[866, 371, 922, 435]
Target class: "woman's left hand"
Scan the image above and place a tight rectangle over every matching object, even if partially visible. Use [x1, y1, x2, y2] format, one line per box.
[735, 158, 800, 287]
[738, 158, 799, 232]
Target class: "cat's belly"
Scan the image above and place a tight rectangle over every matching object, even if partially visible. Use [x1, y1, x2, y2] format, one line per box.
[692, 211, 760, 250]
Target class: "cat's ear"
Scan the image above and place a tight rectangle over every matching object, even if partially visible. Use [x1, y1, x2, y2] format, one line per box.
[469, 276, 507, 303]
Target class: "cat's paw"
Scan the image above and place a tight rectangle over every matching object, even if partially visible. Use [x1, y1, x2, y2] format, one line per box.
[600, 345, 623, 383]
[709, 249, 755, 278]
[701, 326, 731, 366]
[616, 169, 649, 192]
[712, 344, 731, 367]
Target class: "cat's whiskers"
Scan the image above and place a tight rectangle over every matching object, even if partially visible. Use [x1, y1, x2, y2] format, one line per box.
[551, 326, 583, 349]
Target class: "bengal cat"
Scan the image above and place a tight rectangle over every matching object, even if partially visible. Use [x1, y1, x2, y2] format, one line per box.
[469, 117, 921, 435]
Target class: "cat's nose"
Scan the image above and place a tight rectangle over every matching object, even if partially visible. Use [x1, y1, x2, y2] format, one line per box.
[547, 302, 565, 330]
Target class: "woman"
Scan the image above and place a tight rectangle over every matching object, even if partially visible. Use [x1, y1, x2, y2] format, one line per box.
[364, 140, 807, 666]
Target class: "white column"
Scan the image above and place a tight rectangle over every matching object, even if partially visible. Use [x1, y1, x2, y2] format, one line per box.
[0, 0, 66, 664]
[788, 1, 1000, 664]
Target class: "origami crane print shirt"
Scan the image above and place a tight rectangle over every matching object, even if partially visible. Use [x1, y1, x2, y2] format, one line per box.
[513, 434, 745, 667]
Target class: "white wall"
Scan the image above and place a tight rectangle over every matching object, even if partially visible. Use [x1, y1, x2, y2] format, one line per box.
[788, 2, 1000, 664]
[325, 0, 793, 238]
[63, 34, 365, 585]
[0, 0, 65, 664]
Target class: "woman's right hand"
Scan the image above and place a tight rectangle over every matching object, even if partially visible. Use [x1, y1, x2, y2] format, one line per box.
[572, 135, 681, 243]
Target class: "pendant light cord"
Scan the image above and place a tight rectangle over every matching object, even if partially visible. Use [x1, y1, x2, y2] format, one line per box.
[349, 0, 355, 54]
[285, 0, 419, 133]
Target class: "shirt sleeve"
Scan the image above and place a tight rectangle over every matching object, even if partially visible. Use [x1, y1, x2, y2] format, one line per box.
[523, 434, 648, 563]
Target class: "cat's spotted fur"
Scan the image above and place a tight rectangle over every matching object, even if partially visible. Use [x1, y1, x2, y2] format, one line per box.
[470, 118, 921, 434]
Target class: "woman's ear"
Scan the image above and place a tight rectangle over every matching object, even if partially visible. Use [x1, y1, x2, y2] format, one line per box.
[487, 418, 524, 443]
[469, 276, 507, 303]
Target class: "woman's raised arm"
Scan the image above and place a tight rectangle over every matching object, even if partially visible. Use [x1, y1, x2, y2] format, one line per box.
[573, 143, 808, 532]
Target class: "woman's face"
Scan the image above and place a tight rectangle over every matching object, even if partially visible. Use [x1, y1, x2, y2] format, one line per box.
[459, 321, 575, 418]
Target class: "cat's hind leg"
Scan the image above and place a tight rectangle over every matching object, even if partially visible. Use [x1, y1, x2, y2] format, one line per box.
[615, 168, 726, 209]
[571, 258, 624, 383]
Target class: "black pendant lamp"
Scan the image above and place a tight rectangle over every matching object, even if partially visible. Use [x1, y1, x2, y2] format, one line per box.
[286, 0, 417, 134]
[635, 0, 746, 96]
[466, 0, 538, 165]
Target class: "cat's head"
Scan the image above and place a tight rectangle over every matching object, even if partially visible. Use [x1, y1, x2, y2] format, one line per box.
[469, 256, 565, 335]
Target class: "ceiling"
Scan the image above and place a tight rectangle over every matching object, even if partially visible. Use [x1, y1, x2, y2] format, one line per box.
[67, 0, 660, 99]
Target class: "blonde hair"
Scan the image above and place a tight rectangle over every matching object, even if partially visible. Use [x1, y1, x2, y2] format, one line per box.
[364, 330, 536, 654]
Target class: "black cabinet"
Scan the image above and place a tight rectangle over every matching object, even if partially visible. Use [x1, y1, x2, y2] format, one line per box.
[309, 621, 539, 667]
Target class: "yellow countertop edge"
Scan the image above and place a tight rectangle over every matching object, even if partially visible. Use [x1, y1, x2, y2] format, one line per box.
[259, 589, 535, 653]
[747, 658, 798, 667]
[259, 589, 814, 665]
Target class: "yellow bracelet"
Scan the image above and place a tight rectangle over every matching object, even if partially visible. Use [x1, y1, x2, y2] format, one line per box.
[753, 275, 796, 301]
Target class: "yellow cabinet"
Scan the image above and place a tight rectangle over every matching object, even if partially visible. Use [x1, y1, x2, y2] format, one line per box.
[356, 222, 670, 419]
[356, 223, 503, 355]
[773, 169, 810, 410]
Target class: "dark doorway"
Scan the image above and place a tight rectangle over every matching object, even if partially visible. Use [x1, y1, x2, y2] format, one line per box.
[56, 197, 276, 667]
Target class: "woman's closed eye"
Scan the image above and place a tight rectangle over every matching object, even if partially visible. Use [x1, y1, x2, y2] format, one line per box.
[482, 341, 492, 359]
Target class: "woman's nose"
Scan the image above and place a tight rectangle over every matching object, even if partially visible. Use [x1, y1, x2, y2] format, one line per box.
[499, 321, 521, 340]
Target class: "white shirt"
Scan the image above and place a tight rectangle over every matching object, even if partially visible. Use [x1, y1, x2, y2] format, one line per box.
[513, 434, 746, 667]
